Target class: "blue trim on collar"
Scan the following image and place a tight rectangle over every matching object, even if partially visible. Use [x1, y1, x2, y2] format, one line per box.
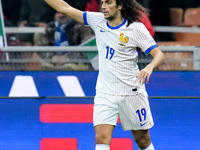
[145, 44, 158, 55]
[107, 19, 127, 30]
[83, 11, 88, 25]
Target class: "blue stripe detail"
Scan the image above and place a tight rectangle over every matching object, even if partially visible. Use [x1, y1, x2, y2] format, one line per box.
[83, 11, 88, 25]
[107, 19, 127, 30]
[145, 44, 158, 55]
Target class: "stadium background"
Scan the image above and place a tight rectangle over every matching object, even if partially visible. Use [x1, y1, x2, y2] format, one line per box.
[0, 71, 199, 150]
[1, 0, 200, 149]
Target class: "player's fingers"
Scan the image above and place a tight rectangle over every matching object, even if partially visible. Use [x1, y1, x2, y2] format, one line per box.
[136, 72, 141, 80]
[137, 72, 144, 83]
[146, 74, 150, 84]
[137, 71, 147, 84]
[142, 74, 147, 84]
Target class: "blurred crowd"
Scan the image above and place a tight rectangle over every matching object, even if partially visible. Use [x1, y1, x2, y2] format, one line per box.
[2, 0, 95, 70]
[1, 0, 200, 71]
[3, 0, 200, 41]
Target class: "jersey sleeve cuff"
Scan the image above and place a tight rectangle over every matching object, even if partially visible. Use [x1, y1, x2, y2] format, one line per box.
[83, 11, 88, 25]
[144, 44, 158, 55]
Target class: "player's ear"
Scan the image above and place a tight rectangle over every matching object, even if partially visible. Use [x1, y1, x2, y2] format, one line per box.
[116, 0, 123, 10]
[117, 1, 123, 11]
[118, 5, 122, 10]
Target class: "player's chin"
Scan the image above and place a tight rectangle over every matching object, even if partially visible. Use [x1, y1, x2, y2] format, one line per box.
[103, 13, 110, 19]
[104, 15, 109, 19]
[104, 15, 112, 20]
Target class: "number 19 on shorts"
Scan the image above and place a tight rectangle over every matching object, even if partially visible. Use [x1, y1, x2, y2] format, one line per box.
[136, 108, 146, 122]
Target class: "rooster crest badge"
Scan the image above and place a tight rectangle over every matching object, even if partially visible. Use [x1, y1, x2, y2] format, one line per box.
[119, 33, 129, 46]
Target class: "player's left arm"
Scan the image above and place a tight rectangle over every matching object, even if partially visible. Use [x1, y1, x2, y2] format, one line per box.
[137, 47, 165, 84]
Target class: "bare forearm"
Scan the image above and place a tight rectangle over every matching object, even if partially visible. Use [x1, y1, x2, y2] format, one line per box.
[148, 49, 165, 69]
[137, 47, 165, 84]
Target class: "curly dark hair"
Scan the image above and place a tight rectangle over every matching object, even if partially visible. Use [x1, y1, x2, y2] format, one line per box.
[116, 0, 149, 26]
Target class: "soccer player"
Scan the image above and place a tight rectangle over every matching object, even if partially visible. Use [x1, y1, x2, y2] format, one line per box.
[44, 0, 165, 149]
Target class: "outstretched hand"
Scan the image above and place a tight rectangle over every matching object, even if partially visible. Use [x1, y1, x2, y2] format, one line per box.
[137, 65, 153, 84]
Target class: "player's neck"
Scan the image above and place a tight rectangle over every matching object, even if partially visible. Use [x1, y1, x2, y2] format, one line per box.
[107, 16, 124, 27]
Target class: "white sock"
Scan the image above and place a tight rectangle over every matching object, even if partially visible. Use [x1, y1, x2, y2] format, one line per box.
[95, 144, 110, 150]
[139, 143, 155, 150]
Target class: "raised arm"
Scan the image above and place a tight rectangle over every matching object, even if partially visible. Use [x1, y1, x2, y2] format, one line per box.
[44, 0, 84, 23]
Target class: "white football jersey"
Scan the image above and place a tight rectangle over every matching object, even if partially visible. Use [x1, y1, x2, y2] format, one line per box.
[83, 12, 158, 95]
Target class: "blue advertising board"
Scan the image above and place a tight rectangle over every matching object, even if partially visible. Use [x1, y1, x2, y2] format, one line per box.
[0, 71, 200, 150]
[0, 97, 200, 150]
[0, 71, 199, 97]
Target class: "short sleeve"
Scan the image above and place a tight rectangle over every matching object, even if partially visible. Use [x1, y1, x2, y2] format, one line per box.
[135, 23, 158, 55]
[83, 11, 105, 30]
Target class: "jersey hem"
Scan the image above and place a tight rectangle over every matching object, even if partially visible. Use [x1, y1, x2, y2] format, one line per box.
[95, 88, 146, 96]
[122, 122, 154, 131]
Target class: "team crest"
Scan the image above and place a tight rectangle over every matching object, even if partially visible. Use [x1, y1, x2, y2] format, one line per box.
[119, 33, 129, 46]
